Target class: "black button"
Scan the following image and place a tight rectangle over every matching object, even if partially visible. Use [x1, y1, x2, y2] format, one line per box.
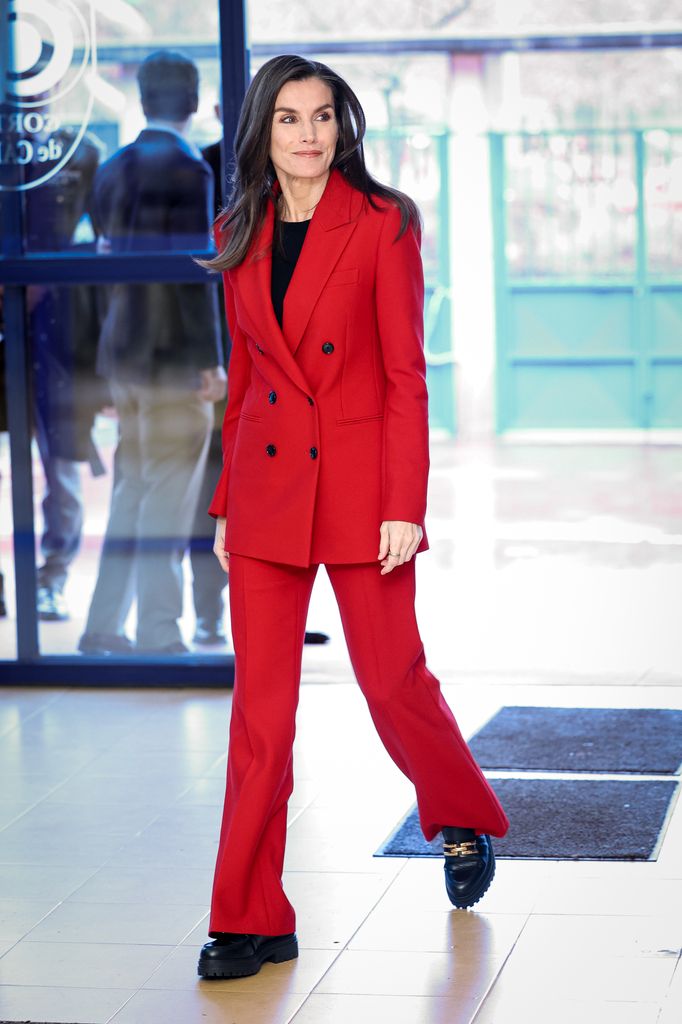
[309, 447, 318, 459]
[268, 391, 277, 404]
[265, 444, 277, 457]
[321, 342, 334, 354]
[307, 396, 314, 406]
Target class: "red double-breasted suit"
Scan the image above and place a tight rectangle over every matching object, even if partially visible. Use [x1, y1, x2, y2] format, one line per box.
[208, 169, 508, 937]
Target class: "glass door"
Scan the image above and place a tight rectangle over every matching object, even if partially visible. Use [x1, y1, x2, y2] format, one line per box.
[1, 0, 246, 681]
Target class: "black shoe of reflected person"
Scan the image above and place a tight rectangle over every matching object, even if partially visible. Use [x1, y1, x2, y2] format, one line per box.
[37, 585, 69, 621]
[78, 632, 135, 655]
[136, 641, 192, 655]
[193, 619, 227, 645]
[443, 831, 496, 909]
[198, 932, 298, 979]
[304, 631, 329, 645]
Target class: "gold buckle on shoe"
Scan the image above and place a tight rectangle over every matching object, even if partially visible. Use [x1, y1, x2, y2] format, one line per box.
[443, 839, 478, 857]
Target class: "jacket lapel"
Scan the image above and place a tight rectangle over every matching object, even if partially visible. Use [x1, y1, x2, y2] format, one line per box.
[233, 200, 311, 396]
[233, 170, 362, 389]
[282, 169, 361, 354]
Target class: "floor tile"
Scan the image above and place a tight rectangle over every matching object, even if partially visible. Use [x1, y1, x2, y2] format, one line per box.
[0, 984, 134, 1024]
[83, 749, 224, 779]
[0, 804, 30, 830]
[175, 777, 227, 806]
[0, 743, 101, 777]
[107, 987, 305, 1024]
[133, 804, 223, 838]
[281, 871, 404, 949]
[24, 901, 208, 945]
[1, 773, 71, 804]
[103, 827, 219, 870]
[658, 958, 682, 1024]
[313, 948, 504, 998]
[497, 950, 677, 1003]
[532, 875, 682, 917]
[143, 944, 338, 993]
[375, 857, 544, 916]
[5, 800, 163, 837]
[0, 898, 61, 942]
[45, 773, 193, 806]
[0, 826, 129, 867]
[508, 913, 682, 959]
[473, 989, 662, 1024]
[0, 863, 100, 900]
[66, 865, 211, 905]
[349, 907, 528, 956]
[284, 805, 412, 873]
[290, 992, 484, 1024]
[0, 940, 174, 989]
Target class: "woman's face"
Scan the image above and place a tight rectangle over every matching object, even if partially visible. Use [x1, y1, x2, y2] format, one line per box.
[269, 77, 338, 186]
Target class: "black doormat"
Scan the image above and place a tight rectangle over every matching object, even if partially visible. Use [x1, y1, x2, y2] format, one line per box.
[467, 707, 682, 775]
[376, 778, 679, 860]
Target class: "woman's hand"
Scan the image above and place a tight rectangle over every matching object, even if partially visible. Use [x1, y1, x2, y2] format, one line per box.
[378, 521, 423, 575]
[213, 516, 229, 574]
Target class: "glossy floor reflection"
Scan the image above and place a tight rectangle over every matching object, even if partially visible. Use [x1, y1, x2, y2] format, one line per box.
[1, 439, 681, 1022]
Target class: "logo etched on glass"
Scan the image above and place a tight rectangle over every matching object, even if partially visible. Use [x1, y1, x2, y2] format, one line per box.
[0, 0, 96, 191]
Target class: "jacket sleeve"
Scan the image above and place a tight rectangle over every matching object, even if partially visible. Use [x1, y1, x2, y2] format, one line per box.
[375, 203, 430, 525]
[208, 271, 250, 518]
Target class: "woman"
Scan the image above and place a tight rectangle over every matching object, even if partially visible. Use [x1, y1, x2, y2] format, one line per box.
[198, 55, 509, 980]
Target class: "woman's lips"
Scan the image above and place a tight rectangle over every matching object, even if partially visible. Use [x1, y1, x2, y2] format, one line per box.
[293, 151, 322, 157]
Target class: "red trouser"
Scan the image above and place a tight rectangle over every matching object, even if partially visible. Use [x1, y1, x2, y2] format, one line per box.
[209, 554, 509, 936]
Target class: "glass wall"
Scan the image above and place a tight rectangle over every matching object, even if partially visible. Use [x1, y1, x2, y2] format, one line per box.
[1, 0, 243, 675]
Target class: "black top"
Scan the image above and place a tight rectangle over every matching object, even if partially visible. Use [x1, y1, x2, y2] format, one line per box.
[271, 218, 311, 328]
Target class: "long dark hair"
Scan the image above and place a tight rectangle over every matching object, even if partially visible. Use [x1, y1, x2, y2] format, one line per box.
[201, 54, 421, 272]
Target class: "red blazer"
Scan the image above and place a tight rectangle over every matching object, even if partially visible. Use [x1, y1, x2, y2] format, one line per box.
[208, 168, 430, 567]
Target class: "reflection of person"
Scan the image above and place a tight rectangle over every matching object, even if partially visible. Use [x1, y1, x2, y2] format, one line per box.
[185, 115, 230, 647]
[197, 55, 509, 980]
[23, 130, 106, 621]
[79, 50, 225, 655]
[0, 331, 6, 617]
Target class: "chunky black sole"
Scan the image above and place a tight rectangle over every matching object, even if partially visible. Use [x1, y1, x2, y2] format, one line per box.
[445, 842, 496, 910]
[198, 935, 299, 979]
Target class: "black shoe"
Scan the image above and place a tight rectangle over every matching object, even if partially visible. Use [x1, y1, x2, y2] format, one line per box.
[136, 641, 192, 655]
[193, 619, 227, 645]
[198, 932, 298, 979]
[37, 585, 69, 621]
[443, 831, 496, 909]
[304, 631, 329, 645]
[78, 632, 135, 655]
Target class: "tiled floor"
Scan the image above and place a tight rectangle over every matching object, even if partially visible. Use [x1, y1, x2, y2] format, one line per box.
[1, 441, 681, 1022]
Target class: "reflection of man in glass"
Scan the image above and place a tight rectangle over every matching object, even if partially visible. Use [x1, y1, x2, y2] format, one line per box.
[23, 129, 107, 622]
[79, 50, 225, 655]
